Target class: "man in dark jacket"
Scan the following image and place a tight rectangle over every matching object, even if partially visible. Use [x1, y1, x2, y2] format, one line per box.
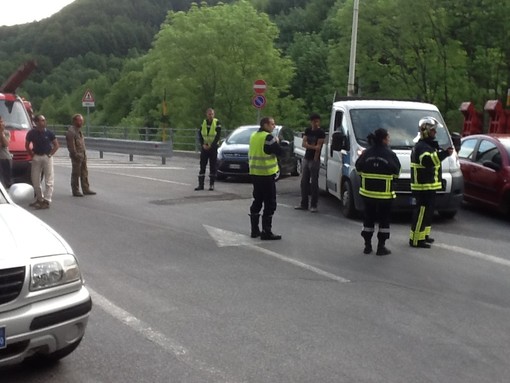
[355, 128, 401, 255]
[409, 117, 453, 248]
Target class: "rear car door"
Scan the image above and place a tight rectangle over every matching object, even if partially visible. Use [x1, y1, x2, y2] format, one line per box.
[458, 137, 478, 199]
[470, 138, 501, 206]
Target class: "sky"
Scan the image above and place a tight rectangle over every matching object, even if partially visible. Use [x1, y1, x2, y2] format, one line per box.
[0, 0, 76, 26]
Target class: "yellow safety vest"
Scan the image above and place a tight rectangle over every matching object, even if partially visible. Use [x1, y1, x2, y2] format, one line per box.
[249, 131, 279, 176]
[201, 118, 218, 145]
[410, 151, 442, 191]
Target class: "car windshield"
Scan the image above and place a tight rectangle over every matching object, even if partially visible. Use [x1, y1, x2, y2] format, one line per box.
[226, 127, 258, 145]
[0, 100, 32, 130]
[350, 108, 450, 149]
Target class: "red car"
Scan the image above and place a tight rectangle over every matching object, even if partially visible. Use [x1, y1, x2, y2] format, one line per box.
[458, 134, 510, 214]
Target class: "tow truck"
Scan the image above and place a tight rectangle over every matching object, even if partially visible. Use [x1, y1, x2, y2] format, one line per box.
[0, 60, 37, 183]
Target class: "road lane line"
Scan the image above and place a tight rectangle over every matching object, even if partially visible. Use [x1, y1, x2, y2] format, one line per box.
[88, 287, 240, 383]
[436, 243, 510, 268]
[204, 225, 350, 283]
[246, 244, 351, 283]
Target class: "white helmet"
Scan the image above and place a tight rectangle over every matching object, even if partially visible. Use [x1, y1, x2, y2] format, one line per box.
[418, 116, 441, 139]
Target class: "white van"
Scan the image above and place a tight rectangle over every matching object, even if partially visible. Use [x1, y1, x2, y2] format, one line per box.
[295, 99, 464, 218]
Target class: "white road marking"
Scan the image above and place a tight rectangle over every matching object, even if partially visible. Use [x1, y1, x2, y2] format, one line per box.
[436, 243, 510, 268]
[204, 225, 350, 283]
[88, 287, 240, 383]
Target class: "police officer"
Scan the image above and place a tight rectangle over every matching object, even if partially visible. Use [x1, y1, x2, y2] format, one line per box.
[355, 128, 401, 255]
[409, 117, 453, 248]
[248, 117, 284, 240]
[195, 108, 221, 191]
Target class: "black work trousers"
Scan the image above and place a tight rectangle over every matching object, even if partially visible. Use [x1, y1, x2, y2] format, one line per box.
[198, 148, 217, 177]
[362, 197, 393, 240]
[410, 190, 436, 245]
[250, 175, 277, 218]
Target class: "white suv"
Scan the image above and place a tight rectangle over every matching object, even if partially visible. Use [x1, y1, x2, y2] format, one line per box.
[0, 183, 91, 367]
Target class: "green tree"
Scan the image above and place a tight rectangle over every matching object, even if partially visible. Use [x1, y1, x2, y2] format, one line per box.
[141, 0, 297, 132]
[287, 33, 333, 122]
[329, 0, 469, 119]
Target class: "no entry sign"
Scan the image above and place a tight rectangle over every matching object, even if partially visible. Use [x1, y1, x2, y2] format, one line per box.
[253, 79, 267, 94]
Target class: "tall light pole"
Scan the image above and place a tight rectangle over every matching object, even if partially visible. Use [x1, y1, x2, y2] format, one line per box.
[347, 0, 360, 96]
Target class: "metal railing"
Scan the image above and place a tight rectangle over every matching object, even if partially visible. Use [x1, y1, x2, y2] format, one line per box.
[50, 125, 204, 152]
[51, 125, 232, 163]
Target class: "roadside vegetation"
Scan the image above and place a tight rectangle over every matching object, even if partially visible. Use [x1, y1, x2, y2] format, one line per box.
[1, 0, 509, 133]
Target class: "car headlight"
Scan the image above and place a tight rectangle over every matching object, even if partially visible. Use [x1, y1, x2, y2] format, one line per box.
[30, 254, 82, 291]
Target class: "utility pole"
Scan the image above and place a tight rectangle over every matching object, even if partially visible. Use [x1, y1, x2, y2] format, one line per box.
[347, 0, 360, 97]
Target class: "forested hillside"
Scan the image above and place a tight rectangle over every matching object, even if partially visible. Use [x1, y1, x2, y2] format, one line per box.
[1, 0, 510, 132]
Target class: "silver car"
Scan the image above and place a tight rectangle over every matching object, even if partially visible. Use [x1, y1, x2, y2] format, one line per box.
[0, 183, 91, 367]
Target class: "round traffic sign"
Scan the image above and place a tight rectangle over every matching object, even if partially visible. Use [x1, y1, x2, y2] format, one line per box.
[253, 79, 267, 94]
[252, 95, 266, 109]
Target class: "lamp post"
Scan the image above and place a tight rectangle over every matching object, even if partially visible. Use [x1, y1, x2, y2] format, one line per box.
[347, 0, 360, 96]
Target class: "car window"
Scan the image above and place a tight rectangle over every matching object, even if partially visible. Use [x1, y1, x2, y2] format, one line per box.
[459, 138, 477, 160]
[476, 139, 498, 164]
[226, 127, 257, 144]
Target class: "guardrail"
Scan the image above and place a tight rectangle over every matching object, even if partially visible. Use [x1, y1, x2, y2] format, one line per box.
[57, 136, 173, 164]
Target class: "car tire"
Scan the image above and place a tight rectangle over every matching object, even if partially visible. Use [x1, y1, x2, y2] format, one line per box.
[291, 159, 301, 176]
[341, 180, 356, 218]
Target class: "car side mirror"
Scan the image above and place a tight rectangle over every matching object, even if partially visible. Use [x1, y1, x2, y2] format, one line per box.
[331, 131, 348, 156]
[451, 132, 461, 153]
[8, 183, 35, 204]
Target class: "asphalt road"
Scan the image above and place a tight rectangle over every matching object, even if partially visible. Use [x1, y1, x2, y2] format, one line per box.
[2, 151, 510, 383]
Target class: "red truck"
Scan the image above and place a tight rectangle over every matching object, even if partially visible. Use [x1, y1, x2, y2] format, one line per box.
[0, 60, 36, 183]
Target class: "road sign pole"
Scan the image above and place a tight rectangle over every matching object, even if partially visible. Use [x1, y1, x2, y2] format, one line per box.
[86, 107, 90, 136]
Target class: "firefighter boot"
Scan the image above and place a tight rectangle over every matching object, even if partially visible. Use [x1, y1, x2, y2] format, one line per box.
[194, 175, 205, 191]
[260, 215, 281, 240]
[376, 232, 391, 256]
[249, 214, 261, 238]
[209, 175, 215, 191]
[361, 230, 373, 254]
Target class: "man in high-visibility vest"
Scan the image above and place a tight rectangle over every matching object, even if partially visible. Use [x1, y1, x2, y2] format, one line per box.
[355, 128, 401, 255]
[248, 117, 284, 240]
[195, 108, 222, 191]
[409, 117, 453, 248]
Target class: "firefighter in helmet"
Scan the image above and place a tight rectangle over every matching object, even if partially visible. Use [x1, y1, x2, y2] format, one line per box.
[409, 117, 453, 248]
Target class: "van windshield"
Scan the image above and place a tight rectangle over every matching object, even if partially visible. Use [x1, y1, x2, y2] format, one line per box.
[350, 109, 450, 149]
[0, 100, 32, 130]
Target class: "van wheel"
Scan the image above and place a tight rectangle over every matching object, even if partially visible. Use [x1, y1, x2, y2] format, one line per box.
[438, 210, 457, 219]
[341, 180, 356, 218]
[291, 159, 301, 176]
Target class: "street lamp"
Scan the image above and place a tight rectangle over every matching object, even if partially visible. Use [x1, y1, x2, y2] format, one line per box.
[347, 0, 359, 96]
